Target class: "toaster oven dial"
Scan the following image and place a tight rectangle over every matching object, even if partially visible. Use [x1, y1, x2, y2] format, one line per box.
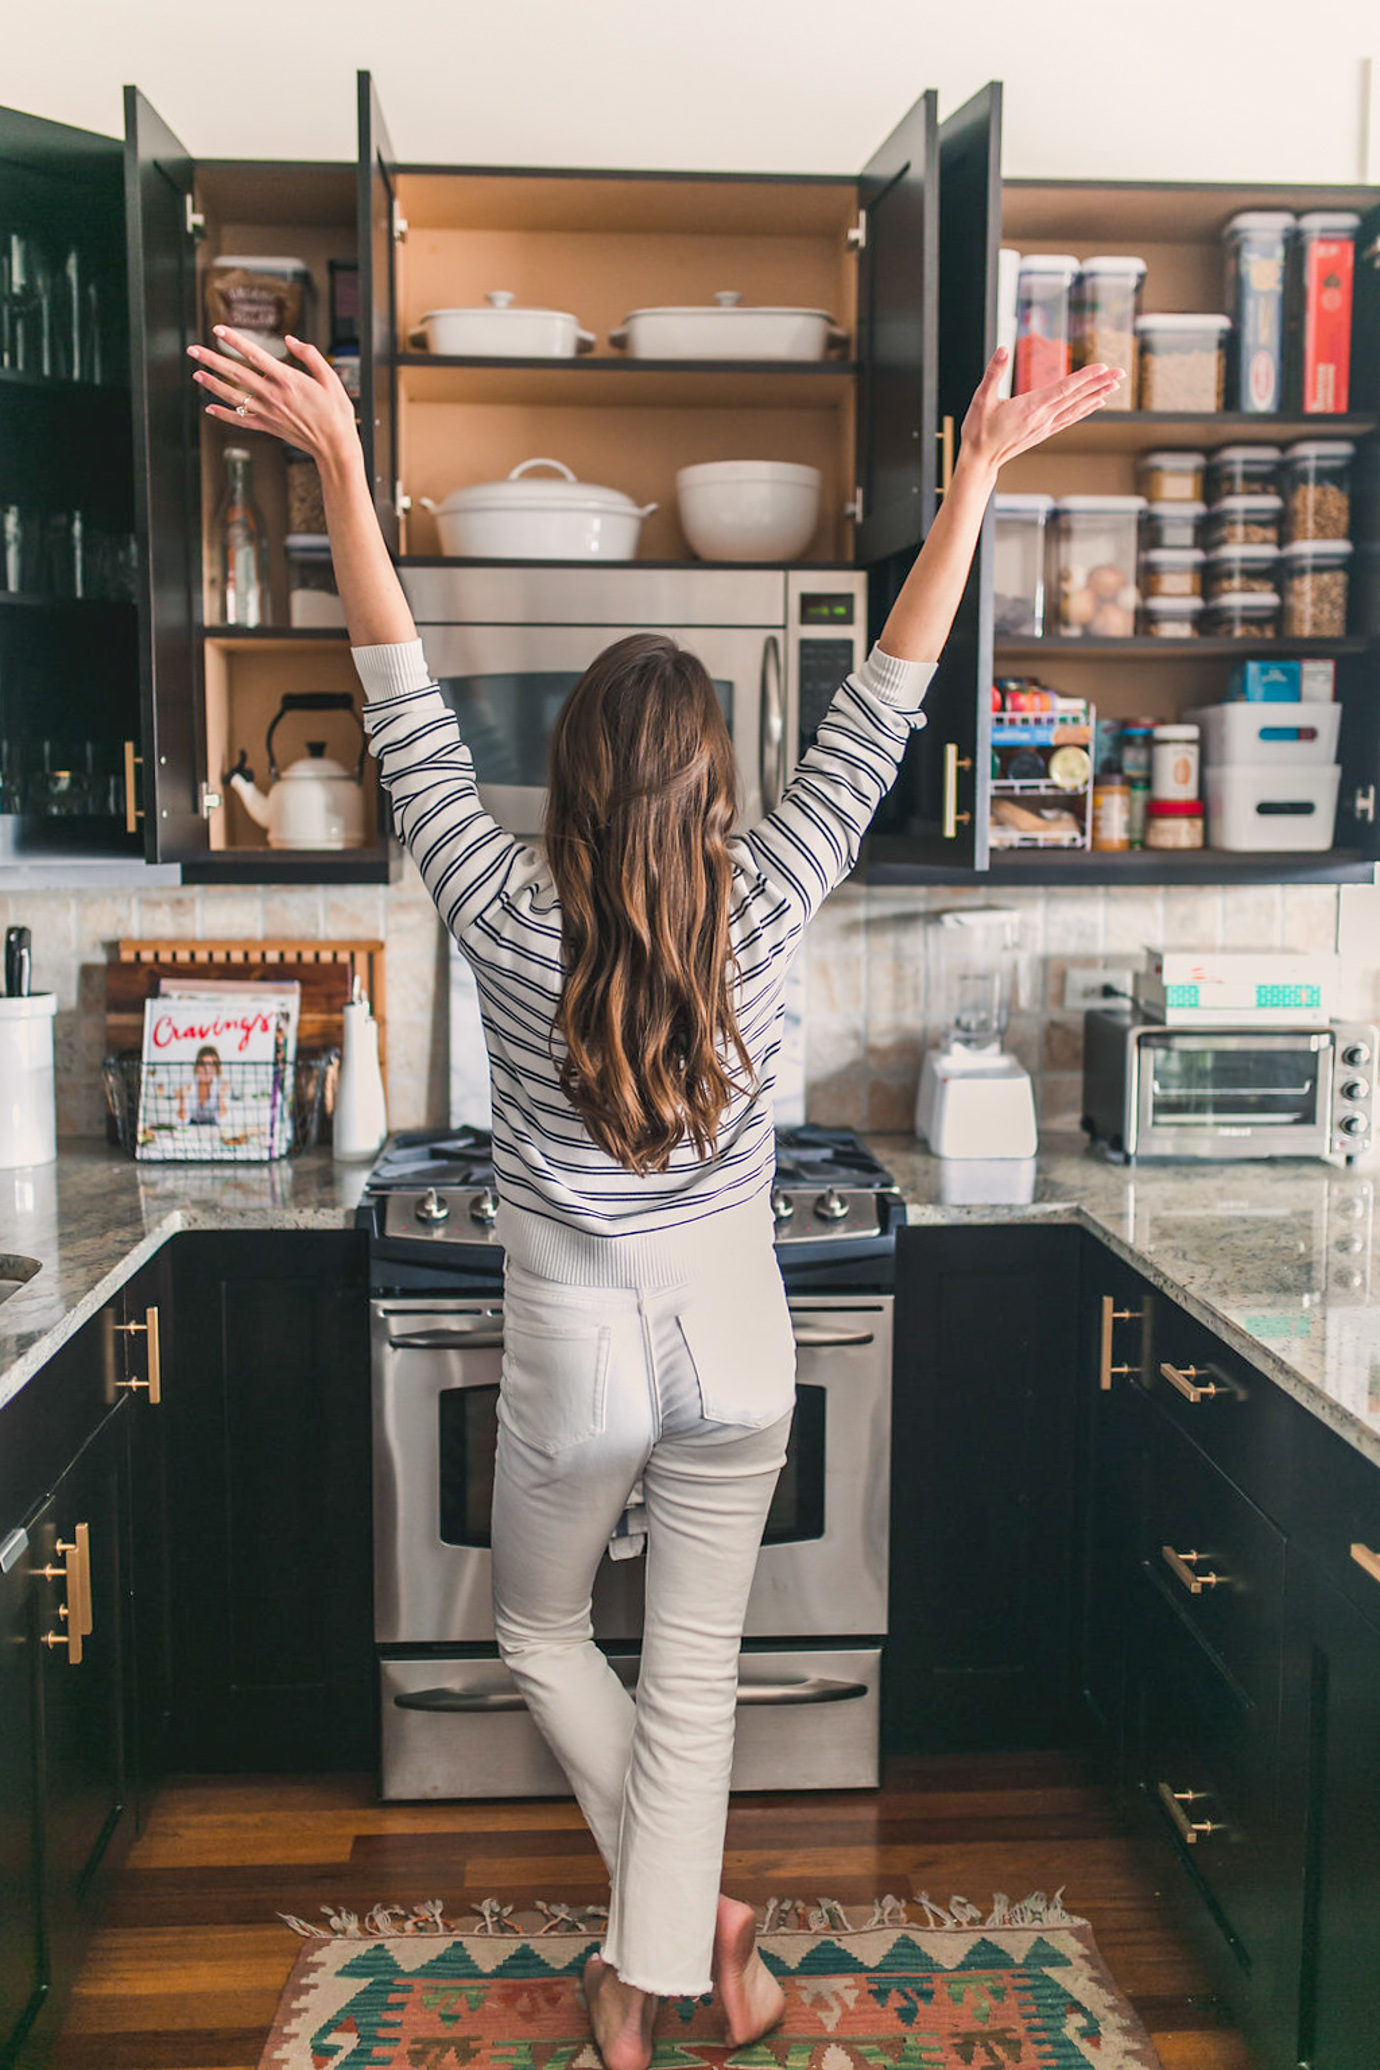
[1339, 1113, 1369, 1137]
[1340, 1078, 1371, 1103]
[1342, 1041, 1373, 1067]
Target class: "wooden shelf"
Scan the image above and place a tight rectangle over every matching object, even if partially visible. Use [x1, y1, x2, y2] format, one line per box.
[1042, 412, 1378, 456]
[864, 846, 1379, 888]
[397, 555, 854, 572]
[397, 354, 856, 408]
[1002, 178, 1379, 244]
[996, 636, 1370, 660]
[180, 848, 394, 885]
[394, 169, 858, 236]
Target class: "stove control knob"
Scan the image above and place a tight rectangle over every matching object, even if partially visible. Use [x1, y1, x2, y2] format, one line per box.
[469, 1187, 499, 1227]
[1340, 1078, 1370, 1102]
[814, 1188, 850, 1223]
[1339, 1113, 1369, 1137]
[1342, 1041, 1373, 1067]
[769, 1187, 795, 1223]
[415, 1187, 450, 1225]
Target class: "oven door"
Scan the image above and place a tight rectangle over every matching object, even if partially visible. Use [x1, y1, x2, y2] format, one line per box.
[1135, 1030, 1333, 1158]
[417, 623, 789, 834]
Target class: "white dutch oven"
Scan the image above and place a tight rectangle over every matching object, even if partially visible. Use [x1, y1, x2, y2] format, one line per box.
[610, 292, 849, 362]
[410, 292, 596, 359]
[676, 460, 821, 563]
[421, 459, 657, 560]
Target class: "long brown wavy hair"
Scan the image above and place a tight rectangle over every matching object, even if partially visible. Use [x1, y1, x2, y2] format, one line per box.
[544, 633, 753, 1174]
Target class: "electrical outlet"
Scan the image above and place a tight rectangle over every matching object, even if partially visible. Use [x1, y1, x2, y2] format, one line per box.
[1063, 965, 1136, 1012]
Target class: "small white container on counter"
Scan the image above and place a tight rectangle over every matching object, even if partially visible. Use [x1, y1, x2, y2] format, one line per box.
[0, 994, 56, 1168]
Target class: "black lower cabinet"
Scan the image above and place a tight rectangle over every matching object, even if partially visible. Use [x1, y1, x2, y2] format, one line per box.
[167, 1231, 374, 1771]
[112, 1254, 173, 1833]
[0, 1514, 45, 2065]
[885, 1222, 1082, 1754]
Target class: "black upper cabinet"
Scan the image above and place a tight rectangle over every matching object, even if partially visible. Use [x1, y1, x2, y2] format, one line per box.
[124, 86, 208, 863]
[358, 73, 400, 555]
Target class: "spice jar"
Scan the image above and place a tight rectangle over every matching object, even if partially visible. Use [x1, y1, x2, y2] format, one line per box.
[1202, 591, 1282, 639]
[1280, 440, 1353, 543]
[1140, 547, 1205, 598]
[1205, 543, 1280, 600]
[1203, 495, 1283, 550]
[1142, 501, 1205, 550]
[1014, 255, 1080, 392]
[1071, 256, 1145, 406]
[1091, 774, 1130, 851]
[1280, 538, 1351, 638]
[1145, 798, 1205, 849]
[1140, 595, 1205, 638]
[1137, 450, 1206, 503]
[1151, 723, 1200, 801]
[1205, 445, 1282, 501]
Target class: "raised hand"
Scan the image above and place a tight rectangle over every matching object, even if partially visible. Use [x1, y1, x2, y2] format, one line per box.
[960, 349, 1124, 472]
[187, 325, 359, 468]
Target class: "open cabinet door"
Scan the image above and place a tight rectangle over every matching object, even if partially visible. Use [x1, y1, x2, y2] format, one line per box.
[853, 90, 937, 568]
[358, 73, 399, 554]
[124, 86, 207, 861]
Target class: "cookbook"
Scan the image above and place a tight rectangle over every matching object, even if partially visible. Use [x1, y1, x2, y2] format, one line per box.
[134, 986, 300, 1160]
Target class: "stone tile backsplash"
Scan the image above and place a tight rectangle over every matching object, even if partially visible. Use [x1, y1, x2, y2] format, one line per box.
[5, 868, 1377, 1145]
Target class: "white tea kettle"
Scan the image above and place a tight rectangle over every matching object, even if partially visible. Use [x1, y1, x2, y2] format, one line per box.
[229, 692, 367, 850]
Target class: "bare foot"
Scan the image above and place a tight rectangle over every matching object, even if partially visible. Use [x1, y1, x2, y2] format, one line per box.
[583, 1953, 660, 2070]
[713, 1896, 786, 2046]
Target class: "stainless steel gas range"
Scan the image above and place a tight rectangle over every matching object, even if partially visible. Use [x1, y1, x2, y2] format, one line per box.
[357, 1126, 902, 1799]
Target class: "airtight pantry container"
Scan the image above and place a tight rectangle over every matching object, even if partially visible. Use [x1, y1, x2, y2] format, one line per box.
[1071, 256, 1145, 405]
[1140, 547, 1204, 598]
[1137, 450, 1206, 502]
[1223, 211, 1294, 412]
[993, 494, 1054, 634]
[1280, 538, 1352, 637]
[1050, 496, 1145, 636]
[1205, 543, 1279, 600]
[1203, 591, 1281, 639]
[1203, 495, 1283, 550]
[1143, 500, 1205, 550]
[1280, 440, 1354, 542]
[1013, 256, 1079, 392]
[1287, 212, 1359, 413]
[1140, 594, 1204, 637]
[1136, 313, 1231, 412]
[1206, 445, 1282, 501]
[1203, 763, 1341, 849]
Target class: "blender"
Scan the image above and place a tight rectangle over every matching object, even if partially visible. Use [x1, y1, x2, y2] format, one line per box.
[915, 906, 1038, 1159]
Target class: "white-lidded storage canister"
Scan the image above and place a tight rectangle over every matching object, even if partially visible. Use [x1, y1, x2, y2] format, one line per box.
[0, 993, 56, 1168]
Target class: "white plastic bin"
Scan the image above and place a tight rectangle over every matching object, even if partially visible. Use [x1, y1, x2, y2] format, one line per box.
[1203, 763, 1341, 850]
[1189, 701, 1342, 766]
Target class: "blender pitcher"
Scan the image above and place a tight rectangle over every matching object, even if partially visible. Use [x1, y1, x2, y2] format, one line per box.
[917, 907, 1038, 1157]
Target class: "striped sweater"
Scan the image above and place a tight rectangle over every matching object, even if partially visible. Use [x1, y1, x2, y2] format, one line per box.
[354, 638, 934, 1280]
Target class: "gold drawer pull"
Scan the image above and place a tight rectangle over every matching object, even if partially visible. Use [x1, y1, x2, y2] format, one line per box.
[1157, 1781, 1224, 1846]
[1350, 1542, 1380, 1588]
[114, 1305, 162, 1404]
[123, 739, 144, 834]
[1162, 1545, 1224, 1595]
[1161, 1360, 1228, 1405]
[35, 1522, 90, 1663]
[1099, 1295, 1141, 1391]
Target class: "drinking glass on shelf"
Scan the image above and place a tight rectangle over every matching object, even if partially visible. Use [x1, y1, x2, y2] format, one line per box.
[1, 506, 22, 592]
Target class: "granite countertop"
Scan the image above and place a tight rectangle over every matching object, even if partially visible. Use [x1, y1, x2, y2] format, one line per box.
[1, 1137, 1377, 1471]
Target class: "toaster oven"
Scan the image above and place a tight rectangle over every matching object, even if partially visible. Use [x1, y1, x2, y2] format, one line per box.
[1082, 1007, 1377, 1163]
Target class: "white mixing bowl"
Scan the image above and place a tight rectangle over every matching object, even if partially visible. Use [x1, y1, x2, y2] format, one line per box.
[675, 461, 822, 563]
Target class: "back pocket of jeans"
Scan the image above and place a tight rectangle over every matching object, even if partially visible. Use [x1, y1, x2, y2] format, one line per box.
[677, 1292, 796, 1428]
[500, 1320, 610, 1455]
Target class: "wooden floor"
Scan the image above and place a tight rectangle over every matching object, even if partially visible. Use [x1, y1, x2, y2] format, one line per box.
[55, 1752, 1258, 2070]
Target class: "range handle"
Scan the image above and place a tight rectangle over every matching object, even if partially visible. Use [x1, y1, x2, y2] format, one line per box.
[388, 1329, 505, 1351]
[393, 1674, 869, 1714]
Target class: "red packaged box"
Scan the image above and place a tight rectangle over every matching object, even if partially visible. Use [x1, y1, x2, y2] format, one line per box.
[1288, 212, 1359, 414]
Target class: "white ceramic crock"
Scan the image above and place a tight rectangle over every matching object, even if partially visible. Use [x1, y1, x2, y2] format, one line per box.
[0, 994, 57, 1168]
[421, 459, 657, 560]
[410, 293, 596, 359]
[675, 460, 822, 563]
[610, 293, 849, 361]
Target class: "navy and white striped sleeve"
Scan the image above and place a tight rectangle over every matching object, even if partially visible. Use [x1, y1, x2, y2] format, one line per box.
[739, 644, 935, 928]
[352, 639, 540, 948]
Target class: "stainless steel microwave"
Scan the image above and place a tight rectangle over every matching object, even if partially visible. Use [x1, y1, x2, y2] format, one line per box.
[397, 564, 869, 835]
[1081, 1006, 1377, 1163]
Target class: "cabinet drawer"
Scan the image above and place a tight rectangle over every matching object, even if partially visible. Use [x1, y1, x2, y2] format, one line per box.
[1142, 1409, 1285, 1711]
[1289, 1407, 1380, 1635]
[1141, 1297, 1291, 1522]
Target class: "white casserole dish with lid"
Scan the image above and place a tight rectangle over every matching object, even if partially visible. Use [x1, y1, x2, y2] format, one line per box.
[610, 293, 849, 362]
[409, 293, 596, 359]
[420, 459, 657, 560]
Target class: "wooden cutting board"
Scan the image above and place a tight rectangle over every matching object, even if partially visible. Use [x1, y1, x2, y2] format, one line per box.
[104, 939, 387, 1065]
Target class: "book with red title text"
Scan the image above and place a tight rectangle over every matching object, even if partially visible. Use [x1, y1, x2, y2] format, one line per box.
[135, 986, 300, 1160]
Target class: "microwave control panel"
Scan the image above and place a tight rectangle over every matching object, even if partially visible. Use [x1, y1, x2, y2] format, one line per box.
[797, 637, 859, 753]
[1331, 1021, 1378, 1159]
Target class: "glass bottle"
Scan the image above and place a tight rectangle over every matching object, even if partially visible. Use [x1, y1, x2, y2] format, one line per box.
[216, 445, 270, 626]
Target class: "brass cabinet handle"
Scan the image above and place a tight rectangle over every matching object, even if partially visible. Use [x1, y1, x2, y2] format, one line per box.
[1098, 1294, 1141, 1391]
[1157, 1781, 1223, 1846]
[1161, 1544, 1225, 1595]
[1350, 1542, 1380, 1588]
[936, 414, 955, 497]
[1160, 1360, 1228, 1405]
[36, 1522, 89, 1663]
[114, 1306, 161, 1404]
[942, 741, 974, 840]
[123, 740, 144, 834]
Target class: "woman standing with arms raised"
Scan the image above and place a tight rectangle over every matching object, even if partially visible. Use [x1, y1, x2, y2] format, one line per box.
[188, 323, 1119, 2070]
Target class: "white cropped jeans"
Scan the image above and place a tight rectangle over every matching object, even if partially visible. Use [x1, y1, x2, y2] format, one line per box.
[490, 1242, 796, 1997]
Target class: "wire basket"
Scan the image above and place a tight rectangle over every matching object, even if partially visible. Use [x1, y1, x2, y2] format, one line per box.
[101, 1048, 339, 1163]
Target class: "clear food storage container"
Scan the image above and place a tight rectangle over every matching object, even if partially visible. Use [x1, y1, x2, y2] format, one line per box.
[1188, 700, 1342, 766]
[1137, 450, 1206, 502]
[1140, 595, 1204, 637]
[1205, 444, 1281, 500]
[1287, 212, 1359, 413]
[1136, 313, 1231, 411]
[1205, 543, 1279, 600]
[1280, 538, 1351, 637]
[1203, 763, 1341, 850]
[1223, 211, 1294, 412]
[1050, 496, 1145, 636]
[993, 494, 1055, 634]
[1203, 591, 1281, 638]
[1071, 256, 1145, 406]
[1203, 495, 1283, 550]
[1143, 500, 1205, 549]
[1139, 547, 1204, 598]
[1280, 440, 1353, 542]
[1014, 256, 1079, 393]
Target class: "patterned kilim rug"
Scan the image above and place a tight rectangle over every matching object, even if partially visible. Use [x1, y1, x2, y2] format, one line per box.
[259, 1892, 1164, 2069]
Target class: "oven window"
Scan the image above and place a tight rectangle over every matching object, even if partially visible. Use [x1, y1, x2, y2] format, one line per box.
[762, 1384, 825, 1545]
[438, 1385, 498, 1547]
[437, 673, 733, 788]
[1145, 1036, 1325, 1129]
